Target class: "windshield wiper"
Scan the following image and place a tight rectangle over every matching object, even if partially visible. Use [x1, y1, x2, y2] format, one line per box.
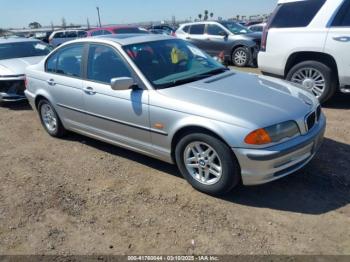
[158, 67, 229, 89]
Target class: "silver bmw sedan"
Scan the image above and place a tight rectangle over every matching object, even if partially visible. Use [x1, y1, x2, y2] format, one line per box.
[25, 34, 326, 195]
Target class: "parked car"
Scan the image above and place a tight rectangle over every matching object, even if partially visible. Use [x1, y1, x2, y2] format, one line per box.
[0, 38, 51, 102]
[25, 35, 325, 195]
[87, 26, 149, 37]
[147, 25, 176, 35]
[32, 31, 53, 43]
[176, 21, 261, 67]
[248, 23, 266, 32]
[49, 30, 87, 47]
[259, 0, 350, 103]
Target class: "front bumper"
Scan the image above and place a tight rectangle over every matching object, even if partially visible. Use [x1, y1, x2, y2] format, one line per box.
[233, 114, 326, 186]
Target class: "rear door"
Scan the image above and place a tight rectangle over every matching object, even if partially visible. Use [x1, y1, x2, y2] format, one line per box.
[325, 0, 350, 86]
[82, 43, 151, 147]
[44, 43, 86, 128]
[187, 24, 207, 50]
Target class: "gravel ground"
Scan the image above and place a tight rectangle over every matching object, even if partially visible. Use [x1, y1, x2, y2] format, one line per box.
[0, 68, 349, 255]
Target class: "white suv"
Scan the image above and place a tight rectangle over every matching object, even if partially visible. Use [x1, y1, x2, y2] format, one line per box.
[258, 0, 350, 103]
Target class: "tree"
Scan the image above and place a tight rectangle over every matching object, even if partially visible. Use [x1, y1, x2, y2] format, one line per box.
[28, 22, 42, 29]
[204, 10, 209, 21]
[61, 17, 67, 29]
[210, 12, 214, 19]
[198, 14, 202, 20]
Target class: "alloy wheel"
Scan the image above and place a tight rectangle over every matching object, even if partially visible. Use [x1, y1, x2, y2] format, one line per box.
[40, 103, 57, 133]
[291, 67, 326, 98]
[183, 142, 222, 185]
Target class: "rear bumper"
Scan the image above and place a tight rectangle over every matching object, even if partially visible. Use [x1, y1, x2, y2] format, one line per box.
[258, 51, 285, 77]
[233, 114, 326, 186]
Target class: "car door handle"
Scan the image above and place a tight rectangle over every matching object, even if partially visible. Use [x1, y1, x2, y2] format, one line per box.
[46, 79, 56, 86]
[186, 37, 191, 39]
[83, 87, 96, 95]
[333, 36, 350, 42]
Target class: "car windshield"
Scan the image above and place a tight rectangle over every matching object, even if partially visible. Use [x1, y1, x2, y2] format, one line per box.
[113, 28, 149, 34]
[0, 41, 51, 60]
[221, 22, 252, 34]
[123, 39, 227, 89]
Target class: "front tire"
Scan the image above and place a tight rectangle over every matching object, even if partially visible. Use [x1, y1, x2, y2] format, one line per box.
[175, 133, 240, 195]
[38, 99, 66, 137]
[286, 61, 337, 103]
[232, 47, 251, 67]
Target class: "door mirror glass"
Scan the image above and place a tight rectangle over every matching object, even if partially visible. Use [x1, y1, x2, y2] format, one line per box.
[111, 77, 134, 91]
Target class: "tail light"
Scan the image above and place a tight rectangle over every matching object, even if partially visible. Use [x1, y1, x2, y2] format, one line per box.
[24, 76, 28, 89]
[172, 31, 176, 37]
[261, 28, 269, 52]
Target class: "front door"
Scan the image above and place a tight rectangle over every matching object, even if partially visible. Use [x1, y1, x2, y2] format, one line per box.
[204, 24, 230, 56]
[82, 44, 151, 149]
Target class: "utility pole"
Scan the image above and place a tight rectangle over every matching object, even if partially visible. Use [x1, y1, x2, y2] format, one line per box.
[96, 7, 102, 27]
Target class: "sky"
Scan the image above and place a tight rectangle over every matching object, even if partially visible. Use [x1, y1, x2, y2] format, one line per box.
[0, 0, 278, 29]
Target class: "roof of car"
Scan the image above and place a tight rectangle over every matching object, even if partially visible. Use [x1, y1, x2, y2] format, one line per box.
[72, 34, 174, 46]
[0, 37, 41, 44]
[87, 25, 142, 33]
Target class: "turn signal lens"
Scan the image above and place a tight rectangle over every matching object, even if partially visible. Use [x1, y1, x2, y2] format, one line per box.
[244, 128, 272, 145]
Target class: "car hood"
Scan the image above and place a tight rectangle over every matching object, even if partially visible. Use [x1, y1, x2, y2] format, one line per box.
[0, 56, 44, 76]
[155, 71, 318, 129]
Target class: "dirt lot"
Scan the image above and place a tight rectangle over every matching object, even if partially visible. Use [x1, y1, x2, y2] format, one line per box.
[0, 68, 349, 255]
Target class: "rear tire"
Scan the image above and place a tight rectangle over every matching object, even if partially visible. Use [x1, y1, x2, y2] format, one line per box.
[175, 133, 241, 195]
[38, 99, 66, 138]
[232, 47, 251, 67]
[286, 60, 337, 103]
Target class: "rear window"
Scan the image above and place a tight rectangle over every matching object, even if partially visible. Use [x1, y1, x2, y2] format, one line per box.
[113, 28, 148, 34]
[189, 24, 205, 35]
[270, 0, 326, 28]
[0, 41, 51, 60]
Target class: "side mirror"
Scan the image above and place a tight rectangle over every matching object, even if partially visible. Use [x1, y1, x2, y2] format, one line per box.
[111, 77, 135, 91]
[220, 31, 228, 38]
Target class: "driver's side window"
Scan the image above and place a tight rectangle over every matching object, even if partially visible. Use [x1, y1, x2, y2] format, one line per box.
[87, 44, 132, 84]
[207, 24, 226, 36]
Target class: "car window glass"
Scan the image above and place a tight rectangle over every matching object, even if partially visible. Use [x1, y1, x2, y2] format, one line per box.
[50, 44, 84, 77]
[46, 52, 59, 73]
[91, 30, 102, 36]
[207, 24, 225, 35]
[103, 30, 112, 35]
[78, 31, 87, 37]
[332, 0, 350, 27]
[189, 24, 205, 35]
[270, 0, 326, 28]
[87, 44, 132, 84]
[113, 27, 148, 34]
[66, 31, 77, 38]
[53, 32, 65, 38]
[183, 26, 190, 33]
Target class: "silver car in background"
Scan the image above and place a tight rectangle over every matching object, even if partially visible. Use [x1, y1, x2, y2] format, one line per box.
[0, 38, 51, 102]
[25, 35, 326, 195]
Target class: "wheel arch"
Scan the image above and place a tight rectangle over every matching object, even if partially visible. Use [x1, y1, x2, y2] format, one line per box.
[170, 125, 234, 164]
[285, 51, 339, 84]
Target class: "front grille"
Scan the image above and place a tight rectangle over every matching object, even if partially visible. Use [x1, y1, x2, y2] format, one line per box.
[0, 80, 25, 96]
[306, 112, 316, 131]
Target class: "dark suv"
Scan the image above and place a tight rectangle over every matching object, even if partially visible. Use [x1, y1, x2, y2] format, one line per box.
[176, 21, 261, 67]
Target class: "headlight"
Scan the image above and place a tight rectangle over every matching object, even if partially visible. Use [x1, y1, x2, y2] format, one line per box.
[244, 121, 300, 145]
